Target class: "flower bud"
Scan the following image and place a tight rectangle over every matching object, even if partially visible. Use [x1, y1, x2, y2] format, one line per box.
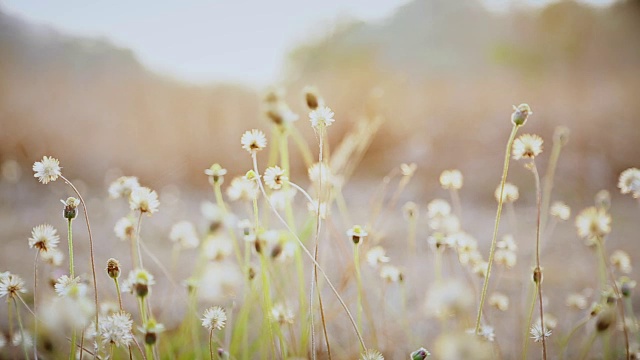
[61, 197, 80, 220]
[411, 347, 431, 360]
[304, 86, 322, 110]
[145, 332, 157, 345]
[135, 283, 149, 298]
[106, 258, 121, 279]
[596, 307, 616, 332]
[511, 103, 532, 126]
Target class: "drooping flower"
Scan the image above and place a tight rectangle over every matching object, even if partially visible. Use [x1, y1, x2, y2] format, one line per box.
[610, 250, 632, 274]
[114, 216, 136, 241]
[202, 306, 227, 331]
[28, 224, 60, 253]
[205, 164, 228, 185]
[347, 225, 368, 245]
[32, 156, 61, 184]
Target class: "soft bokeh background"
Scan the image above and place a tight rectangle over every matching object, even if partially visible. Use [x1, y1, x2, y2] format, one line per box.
[1, 0, 639, 357]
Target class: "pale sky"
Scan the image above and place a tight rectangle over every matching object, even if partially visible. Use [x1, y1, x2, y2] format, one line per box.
[2, 0, 613, 87]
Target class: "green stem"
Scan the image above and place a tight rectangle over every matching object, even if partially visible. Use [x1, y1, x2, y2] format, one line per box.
[33, 252, 39, 360]
[578, 331, 597, 360]
[354, 244, 363, 347]
[540, 130, 564, 232]
[408, 216, 417, 253]
[14, 298, 31, 360]
[114, 278, 124, 310]
[67, 218, 75, 278]
[259, 254, 276, 358]
[450, 188, 463, 221]
[475, 124, 520, 332]
[214, 181, 244, 266]
[559, 317, 589, 359]
[210, 329, 215, 360]
[522, 282, 538, 360]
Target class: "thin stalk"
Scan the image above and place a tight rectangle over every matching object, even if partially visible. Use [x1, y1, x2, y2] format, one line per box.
[408, 215, 417, 253]
[14, 298, 30, 360]
[450, 188, 463, 221]
[434, 248, 443, 284]
[531, 161, 547, 360]
[354, 244, 363, 343]
[596, 240, 630, 359]
[33, 251, 39, 360]
[114, 278, 124, 311]
[559, 317, 589, 360]
[214, 181, 244, 266]
[135, 211, 145, 269]
[578, 331, 597, 360]
[540, 130, 564, 232]
[67, 218, 75, 277]
[521, 285, 537, 360]
[475, 124, 520, 332]
[60, 175, 99, 335]
[290, 126, 314, 167]
[251, 153, 367, 352]
[210, 329, 215, 360]
[258, 254, 277, 358]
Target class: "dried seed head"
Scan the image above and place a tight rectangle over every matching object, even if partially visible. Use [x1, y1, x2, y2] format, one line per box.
[533, 267, 543, 284]
[511, 103, 532, 126]
[106, 258, 121, 279]
[303, 86, 323, 110]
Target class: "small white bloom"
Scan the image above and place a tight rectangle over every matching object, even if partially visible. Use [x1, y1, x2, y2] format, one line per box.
[427, 199, 451, 218]
[307, 201, 329, 219]
[380, 265, 403, 283]
[309, 106, 335, 129]
[202, 306, 227, 330]
[41, 248, 64, 266]
[269, 188, 296, 211]
[0, 273, 26, 299]
[114, 216, 136, 241]
[512, 134, 543, 160]
[99, 311, 134, 348]
[169, 221, 200, 249]
[495, 182, 519, 203]
[203, 234, 233, 261]
[529, 323, 552, 342]
[263, 166, 288, 190]
[618, 167, 640, 198]
[271, 303, 295, 325]
[108, 176, 140, 199]
[29, 224, 60, 252]
[361, 349, 384, 360]
[129, 186, 160, 214]
[204, 164, 227, 184]
[54, 275, 87, 298]
[241, 129, 267, 153]
[366, 246, 390, 267]
[32, 156, 61, 184]
[550, 201, 571, 221]
[489, 292, 509, 311]
[439, 169, 463, 190]
[227, 177, 259, 202]
[346, 225, 367, 244]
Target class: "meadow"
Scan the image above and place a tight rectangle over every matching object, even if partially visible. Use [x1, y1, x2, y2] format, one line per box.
[0, 87, 638, 360]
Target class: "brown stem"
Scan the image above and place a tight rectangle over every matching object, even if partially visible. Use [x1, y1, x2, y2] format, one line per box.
[531, 161, 547, 359]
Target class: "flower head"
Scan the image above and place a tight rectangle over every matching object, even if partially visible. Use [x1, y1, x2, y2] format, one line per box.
[114, 216, 136, 241]
[54, 275, 87, 298]
[495, 182, 519, 203]
[618, 168, 640, 198]
[0, 273, 26, 299]
[550, 201, 571, 221]
[202, 306, 227, 331]
[411, 347, 431, 360]
[265, 101, 299, 126]
[511, 103, 532, 126]
[263, 166, 288, 190]
[138, 318, 165, 345]
[99, 311, 134, 348]
[401, 163, 417, 177]
[60, 197, 80, 219]
[427, 199, 452, 218]
[489, 292, 509, 311]
[123, 268, 155, 298]
[440, 169, 463, 190]
[304, 86, 323, 110]
[575, 206, 611, 243]
[361, 349, 384, 360]
[106, 258, 121, 279]
[129, 186, 160, 214]
[169, 221, 200, 249]
[512, 134, 543, 160]
[32, 156, 61, 184]
[108, 176, 140, 199]
[366, 246, 390, 267]
[346, 225, 368, 245]
[241, 129, 267, 153]
[227, 177, 259, 202]
[309, 106, 335, 129]
[565, 293, 588, 310]
[529, 323, 552, 342]
[29, 224, 60, 252]
[271, 303, 295, 325]
[610, 250, 632, 274]
[380, 265, 403, 283]
[402, 201, 419, 219]
[205, 164, 228, 185]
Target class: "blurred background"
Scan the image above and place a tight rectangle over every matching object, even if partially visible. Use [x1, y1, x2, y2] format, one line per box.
[1, 0, 640, 357]
[0, 0, 638, 193]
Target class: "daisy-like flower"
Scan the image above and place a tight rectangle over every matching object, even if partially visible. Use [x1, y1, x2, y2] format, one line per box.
[205, 163, 228, 185]
[618, 168, 640, 198]
[28, 224, 60, 252]
[366, 246, 390, 267]
[138, 318, 165, 345]
[32, 156, 61, 184]
[495, 182, 519, 203]
[361, 349, 384, 360]
[0, 273, 26, 299]
[512, 134, 543, 160]
[227, 177, 259, 202]
[41, 248, 64, 266]
[565, 293, 588, 310]
[308, 105, 335, 129]
[346, 225, 368, 245]
[495, 249, 517, 268]
[610, 250, 632, 274]
[99, 311, 134, 348]
[203, 234, 234, 261]
[123, 268, 155, 298]
[108, 176, 140, 199]
[61, 197, 80, 220]
[202, 306, 227, 331]
[529, 323, 552, 343]
[575, 206, 611, 242]
[380, 265, 403, 283]
[270, 303, 295, 325]
[440, 169, 463, 190]
[114, 216, 136, 241]
[263, 166, 288, 190]
[129, 186, 160, 214]
[489, 292, 509, 311]
[550, 201, 571, 221]
[241, 129, 267, 153]
[169, 221, 200, 249]
[54, 275, 87, 298]
[427, 199, 452, 218]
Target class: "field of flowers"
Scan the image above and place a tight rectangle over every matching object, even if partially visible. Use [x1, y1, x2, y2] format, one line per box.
[0, 88, 639, 360]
